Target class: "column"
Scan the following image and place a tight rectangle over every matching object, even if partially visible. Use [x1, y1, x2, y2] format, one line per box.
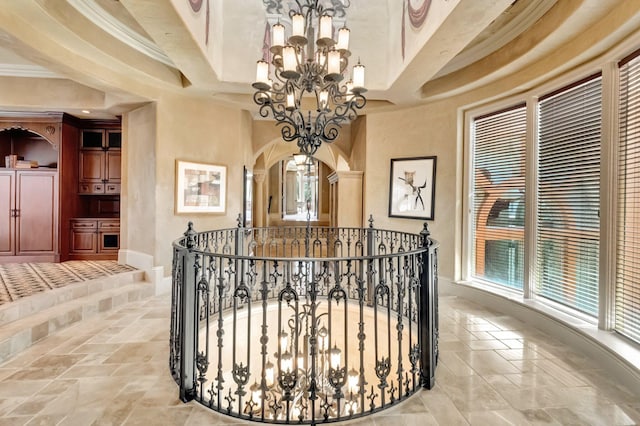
[253, 169, 266, 228]
[327, 171, 363, 228]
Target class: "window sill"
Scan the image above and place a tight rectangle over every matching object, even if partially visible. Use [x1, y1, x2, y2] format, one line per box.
[441, 278, 640, 394]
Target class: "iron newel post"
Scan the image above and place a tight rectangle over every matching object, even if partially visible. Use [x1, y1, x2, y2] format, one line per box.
[180, 221, 198, 402]
[419, 222, 436, 389]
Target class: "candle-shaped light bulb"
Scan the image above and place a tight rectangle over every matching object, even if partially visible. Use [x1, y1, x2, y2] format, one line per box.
[255, 60, 269, 84]
[337, 27, 350, 51]
[272, 22, 285, 48]
[318, 326, 328, 351]
[283, 46, 297, 73]
[316, 51, 326, 68]
[292, 13, 305, 37]
[297, 351, 305, 370]
[330, 344, 341, 369]
[352, 61, 365, 89]
[319, 14, 333, 40]
[328, 49, 341, 75]
[286, 92, 296, 109]
[347, 367, 359, 394]
[282, 351, 293, 373]
[250, 381, 262, 409]
[279, 330, 289, 352]
[265, 360, 275, 387]
[319, 90, 329, 110]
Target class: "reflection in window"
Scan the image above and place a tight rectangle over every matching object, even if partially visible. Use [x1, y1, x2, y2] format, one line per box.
[536, 75, 601, 316]
[472, 105, 526, 290]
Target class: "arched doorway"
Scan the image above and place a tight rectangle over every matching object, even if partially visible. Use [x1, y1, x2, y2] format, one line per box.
[268, 156, 331, 225]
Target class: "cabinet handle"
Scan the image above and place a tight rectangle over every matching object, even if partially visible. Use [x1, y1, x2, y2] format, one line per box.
[11, 209, 19, 217]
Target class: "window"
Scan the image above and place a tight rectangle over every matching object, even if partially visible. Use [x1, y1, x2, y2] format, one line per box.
[536, 76, 602, 316]
[471, 105, 526, 290]
[617, 53, 640, 343]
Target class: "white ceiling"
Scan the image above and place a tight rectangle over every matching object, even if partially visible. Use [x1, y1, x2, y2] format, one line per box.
[0, 0, 631, 118]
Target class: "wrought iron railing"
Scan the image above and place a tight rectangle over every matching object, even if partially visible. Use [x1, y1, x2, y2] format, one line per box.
[170, 217, 438, 424]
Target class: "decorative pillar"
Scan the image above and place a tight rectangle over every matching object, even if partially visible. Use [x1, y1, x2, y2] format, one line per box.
[253, 169, 266, 228]
[327, 171, 363, 228]
[285, 169, 298, 215]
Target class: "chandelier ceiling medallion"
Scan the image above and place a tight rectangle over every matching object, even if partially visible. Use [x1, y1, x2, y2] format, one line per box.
[253, 0, 367, 157]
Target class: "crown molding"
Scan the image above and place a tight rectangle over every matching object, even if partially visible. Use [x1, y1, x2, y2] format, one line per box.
[67, 0, 175, 68]
[434, 0, 557, 78]
[0, 64, 61, 79]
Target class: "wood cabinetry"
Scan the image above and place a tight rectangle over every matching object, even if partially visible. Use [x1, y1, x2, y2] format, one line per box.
[78, 129, 121, 194]
[1, 114, 121, 262]
[0, 170, 58, 260]
[69, 218, 119, 260]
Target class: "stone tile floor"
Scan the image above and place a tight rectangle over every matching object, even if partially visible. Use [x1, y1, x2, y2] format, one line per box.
[0, 293, 638, 425]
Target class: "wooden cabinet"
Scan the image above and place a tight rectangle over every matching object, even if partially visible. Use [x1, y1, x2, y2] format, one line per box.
[69, 218, 119, 260]
[69, 219, 97, 253]
[0, 170, 58, 260]
[0, 171, 15, 255]
[78, 129, 121, 194]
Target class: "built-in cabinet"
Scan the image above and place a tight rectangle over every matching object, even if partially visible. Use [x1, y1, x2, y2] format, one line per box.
[69, 218, 119, 259]
[78, 129, 121, 194]
[0, 167, 58, 260]
[0, 113, 121, 263]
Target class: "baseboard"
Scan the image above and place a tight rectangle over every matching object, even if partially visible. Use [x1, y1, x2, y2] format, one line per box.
[440, 277, 640, 395]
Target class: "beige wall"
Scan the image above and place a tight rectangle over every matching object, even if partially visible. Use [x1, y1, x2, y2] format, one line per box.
[364, 100, 460, 281]
[124, 94, 250, 273]
[122, 103, 157, 258]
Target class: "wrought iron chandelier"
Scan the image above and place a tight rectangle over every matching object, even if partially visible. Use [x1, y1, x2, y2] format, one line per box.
[253, 0, 367, 157]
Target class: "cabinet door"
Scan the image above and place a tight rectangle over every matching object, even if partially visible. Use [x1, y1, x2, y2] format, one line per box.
[0, 171, 15, 255]
[105, 150, 121, 184]
[98, 232, 120, 253]
[15, 171, 58, 254]
[79, 150, 105, 184]
[81, 130, 104, 150]
[70, 230, 97, 253]
[106, 131, 121, 149]
[70, 220, 97, 253]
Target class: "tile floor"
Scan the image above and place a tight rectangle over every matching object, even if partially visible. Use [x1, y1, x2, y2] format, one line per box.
[0, 292, 638, 425]
[0, 261, 136, 305]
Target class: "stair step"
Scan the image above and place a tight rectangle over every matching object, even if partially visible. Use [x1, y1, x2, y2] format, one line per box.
[0, 271, 152, 364]
[0, 270, 145, 327]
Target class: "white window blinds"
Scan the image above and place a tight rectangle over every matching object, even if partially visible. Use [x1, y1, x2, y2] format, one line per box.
[617, 53, 640, 344]
[472, 105, 526, 290]
[536, 75, 602, 316]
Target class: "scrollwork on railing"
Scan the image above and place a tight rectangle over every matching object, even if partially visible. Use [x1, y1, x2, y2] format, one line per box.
[170, 219, 438, 424]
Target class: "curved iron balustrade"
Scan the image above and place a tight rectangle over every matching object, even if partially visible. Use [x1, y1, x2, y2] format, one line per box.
[170, 218, 438, 424]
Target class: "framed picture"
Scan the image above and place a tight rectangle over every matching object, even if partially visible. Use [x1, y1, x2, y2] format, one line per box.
[243, 166, 253, 228]
[388, 156, 436, 220]
[175, 160, 227, 214]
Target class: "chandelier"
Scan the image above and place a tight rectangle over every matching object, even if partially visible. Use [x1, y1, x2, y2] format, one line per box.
[245, 300, 362, 420]
[253, 0, 367, 157]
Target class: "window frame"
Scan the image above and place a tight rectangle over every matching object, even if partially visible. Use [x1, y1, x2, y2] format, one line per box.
[464, 65, 616, 329]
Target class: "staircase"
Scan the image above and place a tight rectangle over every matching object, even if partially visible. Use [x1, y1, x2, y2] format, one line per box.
[0, 269, 153, 364]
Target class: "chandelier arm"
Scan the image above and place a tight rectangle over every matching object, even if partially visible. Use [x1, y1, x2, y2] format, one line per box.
[277, 108, 306, 143]
[316, 113, 342, 143]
